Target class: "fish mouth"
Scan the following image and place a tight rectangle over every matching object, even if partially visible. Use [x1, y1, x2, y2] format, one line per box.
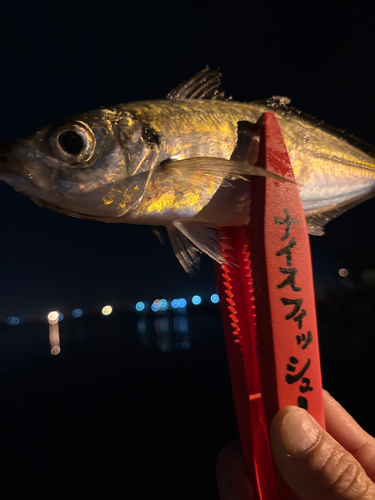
[0, 147, 134, 221]
[0, 170, 97, 219]
[0, 170, 124, 222]
[0, 171, 61, 206]
[0, 147, 61, 205]
[0, 171, 97, 219]
[0, 146, 23, 177]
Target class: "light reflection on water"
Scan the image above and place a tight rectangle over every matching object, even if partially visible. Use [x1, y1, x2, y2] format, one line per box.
[1, 303, 225, 361]
[137, 317, 149, 347]
[48, 310, 61, 355]
[137, 308, 192, 352]
[155, 316, 172, 352]
[49, 322, 61, 355]
[0, 305, 227, 500]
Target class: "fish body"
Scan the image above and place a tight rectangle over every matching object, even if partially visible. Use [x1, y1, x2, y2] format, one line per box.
[1, 68, 374, 272]
[121, 98, 375, 224]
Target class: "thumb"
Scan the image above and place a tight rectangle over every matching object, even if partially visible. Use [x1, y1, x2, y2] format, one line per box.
[270, 406, 375, 500]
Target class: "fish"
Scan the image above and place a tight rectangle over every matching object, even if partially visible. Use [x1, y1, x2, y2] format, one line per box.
[1, 67, 375, 273]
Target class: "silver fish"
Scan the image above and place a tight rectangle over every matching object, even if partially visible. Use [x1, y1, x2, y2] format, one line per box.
[1, 67, 374, 273]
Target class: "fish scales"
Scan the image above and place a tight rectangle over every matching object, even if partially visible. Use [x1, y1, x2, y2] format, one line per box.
[125, 98, 375, 187]
[123, 98, 375, 225]
[1, 67, 374, 272]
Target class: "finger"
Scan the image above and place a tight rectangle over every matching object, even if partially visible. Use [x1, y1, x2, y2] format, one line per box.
[270, 406, 375, 500]
[324, 390, 375, 481]
[216, 439, 254, 500]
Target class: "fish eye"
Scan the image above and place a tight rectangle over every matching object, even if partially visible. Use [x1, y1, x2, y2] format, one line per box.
[58, 131, 84, 155]
[51, 121, 96, 164]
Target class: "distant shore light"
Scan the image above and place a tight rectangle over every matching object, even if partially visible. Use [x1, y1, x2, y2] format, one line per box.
[151, 300, 161, 312]
[159, 299, 168, 310]
[178, 298, 187, 308]
[192, 295, 201, 305]
[210, 294, 219, 304]
[338, 268, 349, 277]
[48, 311, 59, 324]
[71, 308, 83, 318]
[135, 301, 145, 312]
[6, 316, 20, 326]
[102, 305, 113, 316]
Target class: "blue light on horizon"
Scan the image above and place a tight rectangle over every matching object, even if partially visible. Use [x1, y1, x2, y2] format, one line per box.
[178, 298, 187, 308]
[6, 316, 20, 326]
[71, 308, 83, 318]
[135, 301, 145, 312]
[159, 299, 168, 310]
[3, 290, 216, 325]
[210, 294, 219, 304]
[151, 300, 161, 312]
[192, 295, 202, 305]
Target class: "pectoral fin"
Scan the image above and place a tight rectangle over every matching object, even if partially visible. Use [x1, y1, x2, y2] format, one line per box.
[162, 157, 290, 186]
[163, 148, 290, 272]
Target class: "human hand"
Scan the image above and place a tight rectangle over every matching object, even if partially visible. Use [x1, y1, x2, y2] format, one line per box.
[216, 391, 375, 499]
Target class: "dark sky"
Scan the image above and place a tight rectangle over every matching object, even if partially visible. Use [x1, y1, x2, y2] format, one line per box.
[0, 2, 374, 318]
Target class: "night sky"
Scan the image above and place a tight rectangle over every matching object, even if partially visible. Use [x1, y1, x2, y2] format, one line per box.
[1, 2, 374, 319]
[1, 4, 375, 500]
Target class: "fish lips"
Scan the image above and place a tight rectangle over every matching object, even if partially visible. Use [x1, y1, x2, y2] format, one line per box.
[0, 145, 141, 220]
[0, 148, 126, 219]
[0, 146, 61, 205]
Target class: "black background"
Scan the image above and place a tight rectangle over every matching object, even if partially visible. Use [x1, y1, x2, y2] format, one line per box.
[0, 2, 374, 499]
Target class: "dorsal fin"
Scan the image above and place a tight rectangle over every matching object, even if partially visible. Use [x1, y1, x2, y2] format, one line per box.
[252, 98, 375, 159]
[166, 66, 231, 101]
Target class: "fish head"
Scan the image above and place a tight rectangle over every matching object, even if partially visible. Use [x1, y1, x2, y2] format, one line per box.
[0, 108, 160, 220]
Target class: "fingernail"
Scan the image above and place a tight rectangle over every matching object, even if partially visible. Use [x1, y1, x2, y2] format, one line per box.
[282, 408, 320, 455]
[218, 473, 233, 499]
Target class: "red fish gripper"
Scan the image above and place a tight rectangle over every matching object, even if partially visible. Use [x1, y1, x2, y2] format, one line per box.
[214, 112, 324, 500]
